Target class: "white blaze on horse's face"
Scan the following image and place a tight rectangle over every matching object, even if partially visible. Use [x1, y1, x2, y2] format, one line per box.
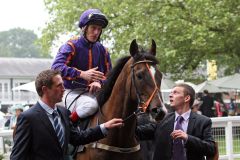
[150, 65, 168, 114]
[149, 66, 156, 78]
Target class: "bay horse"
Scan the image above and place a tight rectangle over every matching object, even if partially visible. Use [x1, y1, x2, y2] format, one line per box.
[76, 39, 167, 160]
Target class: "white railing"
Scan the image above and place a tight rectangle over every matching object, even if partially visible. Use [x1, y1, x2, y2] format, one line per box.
[0, 129, 13, 156]
[211, 116, 240, 160]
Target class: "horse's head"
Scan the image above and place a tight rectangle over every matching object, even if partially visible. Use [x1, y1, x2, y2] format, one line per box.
[129, 39, 168, 121]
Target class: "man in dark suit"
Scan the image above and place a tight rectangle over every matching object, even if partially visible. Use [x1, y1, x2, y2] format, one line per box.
[10, 69, 123, 160]
[137, 83, 215, 160]
[200, 90, 215, 117]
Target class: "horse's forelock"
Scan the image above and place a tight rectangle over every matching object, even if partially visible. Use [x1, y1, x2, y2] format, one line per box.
[133, 50, 159, 65]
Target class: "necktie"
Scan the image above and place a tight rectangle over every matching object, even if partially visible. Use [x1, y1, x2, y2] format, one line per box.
[172, 116, 186, 160]
[52, 110, 64, 148]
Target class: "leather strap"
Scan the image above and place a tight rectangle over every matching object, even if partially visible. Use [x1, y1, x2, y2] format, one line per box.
[85, 142, 140, 153]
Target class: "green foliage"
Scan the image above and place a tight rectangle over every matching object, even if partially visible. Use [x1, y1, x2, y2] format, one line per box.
[0, 28, 49, 58]
[0, 153, 4, 160]
[41, 0, 240, 79]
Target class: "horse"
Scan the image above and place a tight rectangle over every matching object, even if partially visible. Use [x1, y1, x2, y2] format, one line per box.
[75, 39, 168, 160]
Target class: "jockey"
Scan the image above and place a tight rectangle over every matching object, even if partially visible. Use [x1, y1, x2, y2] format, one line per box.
[51, 9, 112, 122]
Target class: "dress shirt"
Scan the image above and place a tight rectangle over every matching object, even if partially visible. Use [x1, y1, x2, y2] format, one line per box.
[38, 100, 65, 135]
[174, 109, 191, 132]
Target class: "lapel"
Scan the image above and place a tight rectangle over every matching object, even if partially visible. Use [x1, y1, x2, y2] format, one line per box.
[34, 102, 57, 137]
[35, 102, 63, 150]
[187, 111, 196, 134]
[161, 113, 175, 131]
[167, 113, 175, 150]
[158, 112, 175, 149]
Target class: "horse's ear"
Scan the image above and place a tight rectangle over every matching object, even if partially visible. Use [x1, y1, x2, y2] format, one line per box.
[130, 39, 139, 57]
[149, 39, 156, 56]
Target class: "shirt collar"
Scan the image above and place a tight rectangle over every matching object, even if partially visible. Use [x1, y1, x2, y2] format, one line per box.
[38, 99, 57, 115]
[175, 109, 191, 121]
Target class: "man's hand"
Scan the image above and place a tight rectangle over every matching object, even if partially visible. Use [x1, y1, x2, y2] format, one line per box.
[103, 118, 124, 129]
[89, 81, 101, 94]
[171, 130, 188, 141]
[80, 67, 106, 81]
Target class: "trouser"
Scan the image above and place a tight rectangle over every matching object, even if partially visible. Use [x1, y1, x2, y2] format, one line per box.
[63, 89, 98, 119]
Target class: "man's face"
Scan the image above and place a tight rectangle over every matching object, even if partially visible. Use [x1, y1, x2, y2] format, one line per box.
[15, 109, 23, 117]
[169, 86, 186, 109]
[85, 24, 102, 42]
[46, 75, 65, 104]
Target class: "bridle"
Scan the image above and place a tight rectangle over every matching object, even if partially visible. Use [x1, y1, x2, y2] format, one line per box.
[131, 60, 160, 112]
[123, 60, 160, 122]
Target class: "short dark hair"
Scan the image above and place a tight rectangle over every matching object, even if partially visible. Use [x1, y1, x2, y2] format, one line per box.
[175, 83, 195, 107]
[35, 69, 61, 97]
[203, 89, 209, 94]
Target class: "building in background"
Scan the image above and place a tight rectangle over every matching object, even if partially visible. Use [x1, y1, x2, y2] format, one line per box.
[0, 57, 52, 113]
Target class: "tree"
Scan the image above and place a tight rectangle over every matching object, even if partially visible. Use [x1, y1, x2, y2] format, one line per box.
[0, 28, 49, 58]
[40, 0, 240, 80]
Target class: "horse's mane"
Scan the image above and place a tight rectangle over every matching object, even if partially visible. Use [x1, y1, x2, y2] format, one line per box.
[97, 56, 131, 107]
[97, 50, 159, 107]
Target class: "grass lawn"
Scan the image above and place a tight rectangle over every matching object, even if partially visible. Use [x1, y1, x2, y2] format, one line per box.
[214, 135, 240, 155]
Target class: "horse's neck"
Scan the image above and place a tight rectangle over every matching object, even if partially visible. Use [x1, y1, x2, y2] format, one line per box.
[101, 66, 138, 146]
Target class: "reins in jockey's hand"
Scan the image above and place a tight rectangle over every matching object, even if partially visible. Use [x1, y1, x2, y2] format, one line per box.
[71, 80, 90, 89]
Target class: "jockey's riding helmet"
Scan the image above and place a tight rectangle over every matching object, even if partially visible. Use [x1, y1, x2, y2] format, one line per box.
[79, 9, 108, 29]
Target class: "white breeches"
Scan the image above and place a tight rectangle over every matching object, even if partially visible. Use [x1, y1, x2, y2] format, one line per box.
[63, 90, 98, 118]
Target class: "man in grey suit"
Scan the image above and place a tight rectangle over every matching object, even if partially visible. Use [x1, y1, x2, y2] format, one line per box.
[137, 83, 216, 160]
[10, 69, 123, 160]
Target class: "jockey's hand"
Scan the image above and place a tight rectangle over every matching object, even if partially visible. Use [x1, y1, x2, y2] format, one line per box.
[89, 81, 101, 94]
[80, 67, 106, 81]
[103, 118, 124, 129]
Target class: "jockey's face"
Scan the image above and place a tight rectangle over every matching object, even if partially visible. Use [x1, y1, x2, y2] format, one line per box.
[85, 24, 102, 42]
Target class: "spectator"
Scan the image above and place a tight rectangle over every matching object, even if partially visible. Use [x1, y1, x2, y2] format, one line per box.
[136, 83, 216, 160]
[228, 98, 236, 116]
[192, 99, 202, 115]
[200, 90, 215, 117]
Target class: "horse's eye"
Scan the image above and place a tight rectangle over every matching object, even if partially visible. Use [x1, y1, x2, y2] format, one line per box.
[136, 73, 143, 80]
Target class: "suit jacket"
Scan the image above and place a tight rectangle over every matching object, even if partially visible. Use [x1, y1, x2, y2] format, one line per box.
[10, 102, 104, 160]
[137, 111, 215, 160]
[200, 95, 215, 117]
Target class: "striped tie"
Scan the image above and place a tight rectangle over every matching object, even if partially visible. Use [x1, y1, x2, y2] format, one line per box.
[52, 110, 64, 148]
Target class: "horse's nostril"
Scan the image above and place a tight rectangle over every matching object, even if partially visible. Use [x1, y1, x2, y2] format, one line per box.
[151, 108, 158, 113]
[155, 109, 166, 122]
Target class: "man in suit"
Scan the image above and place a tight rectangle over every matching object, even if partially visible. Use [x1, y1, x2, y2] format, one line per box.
[10, 69, 123, 160]
[137, 83, 215, 160]
[200, 90, 215, 117]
